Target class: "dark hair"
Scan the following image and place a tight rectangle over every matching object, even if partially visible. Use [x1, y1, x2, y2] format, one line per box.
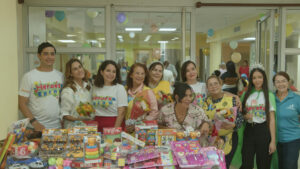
[94, 60, 121, 88]
[173, 82, 194, 103]
[242, 68, 270, 123]
[63, 58, 91, 92]
[226, 61, 237, 76]
[272, 71, 290, 84]
[213, 70, 221, 77]
[181, 60, 197, 82]
[38, 42, 56, 54]
[149, 62, 164, 81]
[163, 61, 169, 67]
[126, 63, 149, 91]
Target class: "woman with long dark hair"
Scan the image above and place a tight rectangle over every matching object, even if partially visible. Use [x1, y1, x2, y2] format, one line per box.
[221, 61, 239, 95]
[239, 66, 276, 169]
[92, 60, 128, 132]
[60, 58, 92, 128]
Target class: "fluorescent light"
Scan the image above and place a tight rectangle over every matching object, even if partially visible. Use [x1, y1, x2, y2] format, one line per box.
[243, 37, 256, 41]
[125, 28, 142, 31]
[171, 37, 179, 40]
[66, 34, 76, 37]
[158, 41, 168, 43]
[58, 40, 76, 43]
[144, 35, 152, 42]
[159, 28, 176, 32]
[117, 35, 123, 39]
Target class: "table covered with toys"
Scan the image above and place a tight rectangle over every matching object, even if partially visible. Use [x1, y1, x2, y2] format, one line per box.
[0, 119, 227, 169]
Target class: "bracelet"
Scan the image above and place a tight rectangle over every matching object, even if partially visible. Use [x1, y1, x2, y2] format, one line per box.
[30, 118, 37, 124]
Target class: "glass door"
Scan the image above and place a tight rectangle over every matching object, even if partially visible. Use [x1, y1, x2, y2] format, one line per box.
[256, 10, 276, 88]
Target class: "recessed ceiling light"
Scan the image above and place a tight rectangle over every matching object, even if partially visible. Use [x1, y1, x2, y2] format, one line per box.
[159, 28, 176, 32]
[125, 28, 142, 31]
[58, 40, 76, 43]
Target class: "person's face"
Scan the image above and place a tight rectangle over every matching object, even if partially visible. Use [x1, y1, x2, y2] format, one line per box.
[149, 65, 163, 83]
[207, 77, 222, 95]
[243, 61, 248, 67]
[131, 66, 145, 86]
[185, 63, 197, 81]
[252, 71, 264, 90]
[71, 61, 85, 81]
[177, 89, 194, 108]
[38, 47, 56, 67]
[274, 75, 289, 93]
[101, 64, 116, 85]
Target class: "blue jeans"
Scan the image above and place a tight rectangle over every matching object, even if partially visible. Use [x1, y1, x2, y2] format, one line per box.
[277, 138, 300, 169]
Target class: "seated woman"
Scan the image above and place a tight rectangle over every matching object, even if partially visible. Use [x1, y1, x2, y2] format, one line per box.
[148, 61, 173, 109]
[159, 82, 210, 134]
[60, 58, 92, 128]
[203, 75, 243, 169]
[125, 63, 158, 133]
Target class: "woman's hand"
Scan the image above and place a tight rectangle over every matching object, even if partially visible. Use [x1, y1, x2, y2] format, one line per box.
[32, 121, 45, 131]
[221, 122, 235, 130]
[125, 125, 135, 133]
[244, 113, 253, 121]
[200, 122, 210, 136]
[269, 141, 276, 154]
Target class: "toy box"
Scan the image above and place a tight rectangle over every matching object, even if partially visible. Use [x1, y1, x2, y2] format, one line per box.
[157, 129, 176, 147]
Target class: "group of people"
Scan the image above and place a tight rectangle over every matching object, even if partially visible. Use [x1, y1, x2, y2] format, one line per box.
[18, 42, 299, 169]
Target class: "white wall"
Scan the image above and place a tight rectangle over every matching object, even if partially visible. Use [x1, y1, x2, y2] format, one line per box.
[0, 0, 19, 139]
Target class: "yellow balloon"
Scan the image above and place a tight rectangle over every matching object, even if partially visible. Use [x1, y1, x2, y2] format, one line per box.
[286, 24, 293, 37]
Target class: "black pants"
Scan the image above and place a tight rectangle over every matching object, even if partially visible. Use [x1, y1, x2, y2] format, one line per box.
[240, 122, 272, 169]
[225, 131, 238, 169]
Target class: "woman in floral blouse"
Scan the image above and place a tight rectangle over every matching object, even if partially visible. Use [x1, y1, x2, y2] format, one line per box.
[159, 82, 209, 134]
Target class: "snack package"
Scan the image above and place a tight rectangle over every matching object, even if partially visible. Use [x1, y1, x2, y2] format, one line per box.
[8, 118, 29, 144]
[39, 129, 68, 158]
[135, 121, 158, 146]
[157, 129, 176, 147]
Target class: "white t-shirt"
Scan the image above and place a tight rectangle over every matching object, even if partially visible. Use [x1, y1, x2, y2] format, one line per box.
[245, 91, 275, 123]
[92, 84, 128, 117]
[60, 81, 91, 128]
[163, 69, 175, 84]
[189, 82, 207, 107]
[18, 69, 64, 129]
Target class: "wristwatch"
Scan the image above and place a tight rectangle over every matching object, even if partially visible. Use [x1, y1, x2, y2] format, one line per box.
[30, 117, 37, 124]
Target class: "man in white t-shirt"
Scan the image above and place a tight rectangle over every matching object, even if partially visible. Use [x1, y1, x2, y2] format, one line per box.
[19, 42, 64, 131]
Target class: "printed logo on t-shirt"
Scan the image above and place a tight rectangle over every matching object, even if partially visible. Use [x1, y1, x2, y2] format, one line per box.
[33, 81, 63, 97]
[246, 104, 266, 119]
[287, 104, 296, 111]
[193, 93, 206, 107]
[92, 96, 116, 108]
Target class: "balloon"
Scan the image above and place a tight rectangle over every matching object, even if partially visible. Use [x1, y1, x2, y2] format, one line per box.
[129, 32, 135, 38]
[55, 11, 65, 21]
[207, 29, 214, 37]
[203, 48, 209, 55]
[229, 41, 238, 49]
[231, 52, 242, 63]
[86, 9, 98, 18]
[45, 10, 54, 18]
[117, 12, 126, 23]
[286, 24, 293, 37]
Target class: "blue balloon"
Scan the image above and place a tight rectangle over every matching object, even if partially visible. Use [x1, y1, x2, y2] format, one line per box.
[207, 28, 214, 37]
[117, 12, 126, 23]
[55, 11, 65, 21]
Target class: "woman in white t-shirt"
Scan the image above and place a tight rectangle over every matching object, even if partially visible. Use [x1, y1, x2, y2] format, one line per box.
[181, 60, 207, 107]
[61, 58, 92, 128]
[92, 60, 128, 132]
[238, 67, 276, 169]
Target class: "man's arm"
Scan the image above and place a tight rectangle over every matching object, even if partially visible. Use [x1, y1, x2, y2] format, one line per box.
[19, 95, 45, 131]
